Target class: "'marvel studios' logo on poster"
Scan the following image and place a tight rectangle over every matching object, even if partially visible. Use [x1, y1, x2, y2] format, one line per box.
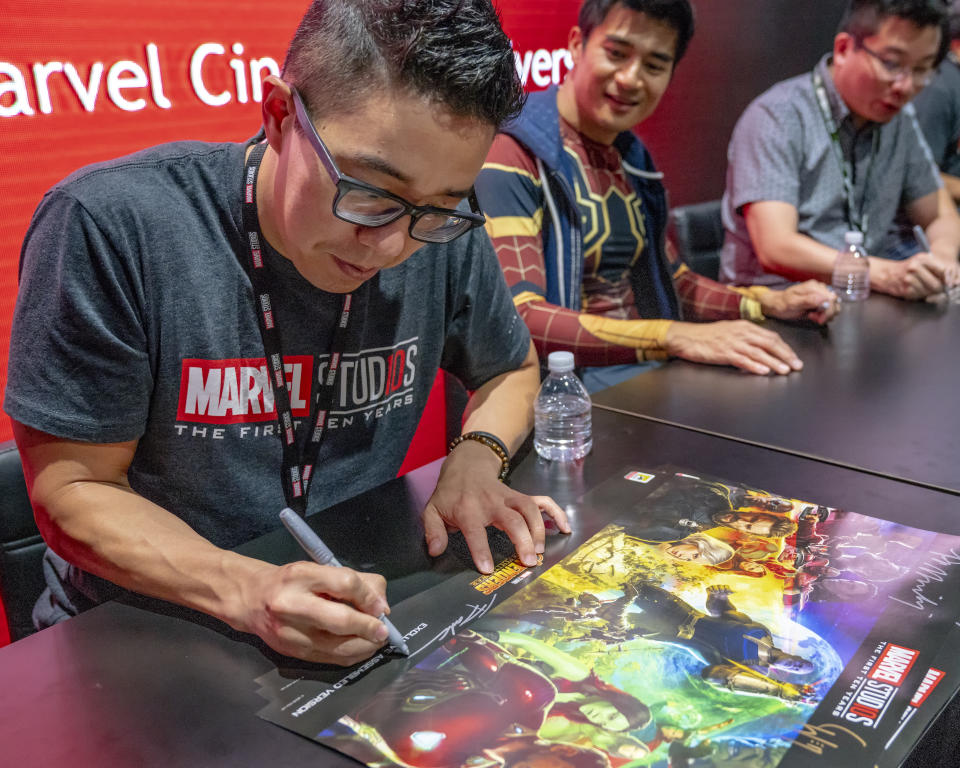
[835, 642, 919, 728]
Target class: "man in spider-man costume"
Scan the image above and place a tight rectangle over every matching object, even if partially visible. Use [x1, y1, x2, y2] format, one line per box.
[476, 0, 837, 391]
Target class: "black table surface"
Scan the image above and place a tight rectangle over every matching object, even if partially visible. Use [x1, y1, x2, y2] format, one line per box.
[592, 294, 960, 494]
[3, 409, 960, 766]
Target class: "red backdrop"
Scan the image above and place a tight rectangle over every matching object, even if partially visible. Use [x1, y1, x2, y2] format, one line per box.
[0, 0, 581, 443]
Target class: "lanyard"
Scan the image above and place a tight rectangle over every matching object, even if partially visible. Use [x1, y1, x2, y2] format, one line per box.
[811, 68, 880, 234]
[240, 140, 355, 517]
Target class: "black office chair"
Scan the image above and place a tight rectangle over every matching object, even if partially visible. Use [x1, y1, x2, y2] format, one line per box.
[669, 199, 724, 281]
[0, 441, 45, 642]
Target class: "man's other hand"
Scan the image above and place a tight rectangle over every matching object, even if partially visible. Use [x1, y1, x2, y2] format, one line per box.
[664, 320, 803, 375]
[759, 280, 839, 324]
[422, 439, 570, 574]
[870, 252, 953, 300]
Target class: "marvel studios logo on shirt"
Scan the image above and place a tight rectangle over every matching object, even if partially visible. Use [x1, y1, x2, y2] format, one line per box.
[173, 340, 419, 440]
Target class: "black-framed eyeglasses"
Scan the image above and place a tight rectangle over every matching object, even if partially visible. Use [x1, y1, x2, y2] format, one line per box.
[854, 39, 935, 87]
[290, 87, 486, 244]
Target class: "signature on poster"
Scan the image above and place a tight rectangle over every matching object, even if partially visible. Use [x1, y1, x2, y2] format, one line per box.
[792, 722, 867, 756]
[409, 595, 498, 658]
[885, 547, 960, 614]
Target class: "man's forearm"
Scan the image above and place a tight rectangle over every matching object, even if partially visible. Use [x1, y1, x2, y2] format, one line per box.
[32, 478, 268, 632]
[14, 422, 393, 666]
[942, 173, 960, 206]
[461, 342, 541, 454]
[13, 424, 264, 629]
[672, 264, 762, 322]
[924, 208, 960, 266]
[754, 231, 840, 283]
[518, 299, 650, 367]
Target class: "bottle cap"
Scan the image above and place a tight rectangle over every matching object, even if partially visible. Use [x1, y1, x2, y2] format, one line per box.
[844, 231, 864, 246]
[547, 350, 575, 373]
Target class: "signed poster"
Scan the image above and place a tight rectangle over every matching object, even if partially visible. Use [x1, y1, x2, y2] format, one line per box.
[257, 469, 960, 767]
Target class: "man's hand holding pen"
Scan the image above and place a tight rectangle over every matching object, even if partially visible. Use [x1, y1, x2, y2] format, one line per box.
[867, 224, 960, 301]
[236, 554, 394, 666]
[280, 508, 410, 656]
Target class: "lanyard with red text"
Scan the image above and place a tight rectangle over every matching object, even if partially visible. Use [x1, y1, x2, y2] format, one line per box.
[241, 140, 354, 516]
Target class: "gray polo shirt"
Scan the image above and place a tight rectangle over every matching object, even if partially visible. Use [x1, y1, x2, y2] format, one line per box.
[720, 55, 942, 286]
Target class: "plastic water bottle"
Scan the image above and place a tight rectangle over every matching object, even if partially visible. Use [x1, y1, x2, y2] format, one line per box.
[831, 230, 870, 301]
[533, 351, 592, 461]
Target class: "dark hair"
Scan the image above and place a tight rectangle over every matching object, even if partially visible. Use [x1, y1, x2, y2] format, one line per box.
[578, 0, 695, 64]
[711, 510, 798, 538]
[741, 492, 794, 514]
[769, 517, 799, 538]
[710, 553, 765, 579]
[282, 0, 524, 127]
[551, 672, 651, 730]
[839, 0, 950, 63]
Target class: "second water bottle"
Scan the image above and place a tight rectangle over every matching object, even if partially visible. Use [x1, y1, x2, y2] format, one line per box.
[831, 230, 870, 302]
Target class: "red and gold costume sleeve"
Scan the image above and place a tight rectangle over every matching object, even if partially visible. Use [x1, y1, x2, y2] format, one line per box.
[477, 133, 670, 366]
[666, 240, 767, 322]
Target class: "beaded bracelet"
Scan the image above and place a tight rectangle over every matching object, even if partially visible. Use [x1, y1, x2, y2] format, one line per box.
[448, 430, 511, 481]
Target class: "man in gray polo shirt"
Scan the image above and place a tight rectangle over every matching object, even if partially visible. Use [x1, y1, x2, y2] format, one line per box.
[720, 0, 960, 300]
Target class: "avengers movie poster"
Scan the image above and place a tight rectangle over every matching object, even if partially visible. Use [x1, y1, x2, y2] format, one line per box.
[257, 468, 960, 768]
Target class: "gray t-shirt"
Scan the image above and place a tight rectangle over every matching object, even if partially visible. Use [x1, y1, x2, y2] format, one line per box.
[913, 55, 960, 178]
[720, 55, 942, 286]
[5, 139, 530, 617]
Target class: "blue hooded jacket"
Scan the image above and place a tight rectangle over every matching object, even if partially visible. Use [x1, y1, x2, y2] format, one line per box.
[478, 85, 682, 320]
